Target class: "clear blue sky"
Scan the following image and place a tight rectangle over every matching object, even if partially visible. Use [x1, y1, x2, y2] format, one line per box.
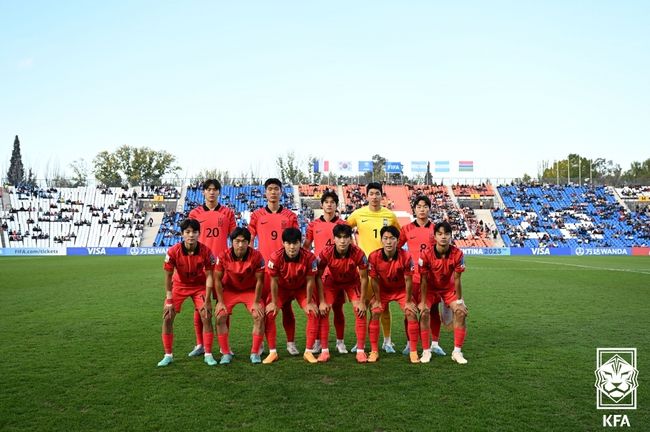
[2, 1, 648, 182]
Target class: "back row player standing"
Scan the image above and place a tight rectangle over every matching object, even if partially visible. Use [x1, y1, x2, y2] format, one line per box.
[303, 191, 348, 353]
[186, 179, 236, 357]
[248, 178, 300, 355]
[346, 182, 400, 353]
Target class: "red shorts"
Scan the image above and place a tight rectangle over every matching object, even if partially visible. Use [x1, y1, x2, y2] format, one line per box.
[267, 288, 317, 310]
[425, 289, 458, 308]
[323, 276, 360, 304]
[222, 288, 264, 314]
[373, 290, 407, 313]
[170, 286, 205, 313]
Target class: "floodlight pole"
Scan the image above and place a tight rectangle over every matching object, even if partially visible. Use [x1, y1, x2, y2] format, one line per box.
[578, 158, 582, 185]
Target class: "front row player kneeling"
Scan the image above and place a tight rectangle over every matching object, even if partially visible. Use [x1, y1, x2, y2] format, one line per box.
[158, 218, 217, 367]
[366, 225, 421, 363]
[204, 227, 266, 365]
[418, 221, 469, 364]
[263, 228, 320, 364]
[316, 224, 370, 363]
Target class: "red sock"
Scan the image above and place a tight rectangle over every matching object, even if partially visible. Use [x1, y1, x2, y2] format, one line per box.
[203, 332, 214, 354]
[420, 327, 431, 349]
[407, 320, 419, 351]
[162, 333, 173, 355]
[282, 303, 296, 342]
[369, 319, 380, 352]
[333, 303, 345, 340]
[193, 310, 203, 346]
[306, 313, 318, 350]
[218, 333, 230, 355]
[251, 333, 264, 354]
[430, 308, 441, 343]
[355, 315, 366, 350]
[265, 314, 277, 350]
[320, 312, 330, 350]
[454, 327, 467, 349]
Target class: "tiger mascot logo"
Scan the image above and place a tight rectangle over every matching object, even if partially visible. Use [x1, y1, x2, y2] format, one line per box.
[594, 354, 639, 403]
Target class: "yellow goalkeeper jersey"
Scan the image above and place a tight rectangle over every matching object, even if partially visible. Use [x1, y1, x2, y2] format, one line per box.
[346, 206, 400, 257]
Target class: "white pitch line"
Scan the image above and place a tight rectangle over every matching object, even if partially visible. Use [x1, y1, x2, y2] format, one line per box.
[482, 257, 650, 276]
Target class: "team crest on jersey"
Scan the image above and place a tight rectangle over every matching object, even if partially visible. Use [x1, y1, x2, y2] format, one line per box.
[382, 218, 388, 226]
[218, 217, 224, 227]
[281, 220, 288, 229]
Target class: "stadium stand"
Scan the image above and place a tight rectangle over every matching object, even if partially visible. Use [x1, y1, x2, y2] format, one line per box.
[452, 183, 495, 197]
[1, 186, 145, 247]
[494, 185, 650, 247]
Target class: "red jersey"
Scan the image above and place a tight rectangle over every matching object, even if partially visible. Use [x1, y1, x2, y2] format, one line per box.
[215, 246, 265, 292]
[267, 247, 318, 290]
[188, 204, 237, 257]
[317, 244, 368, 285]
[368, 248, 414, 293]
[305, 216, 347, 256]
[248, 205, 299, 261]
[418, 245, 465, 291]
[164, 241, 215, 288]
[398, 220, 435, 284]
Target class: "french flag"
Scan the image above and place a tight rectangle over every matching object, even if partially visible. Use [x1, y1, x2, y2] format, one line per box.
[313, 160, 330, 173]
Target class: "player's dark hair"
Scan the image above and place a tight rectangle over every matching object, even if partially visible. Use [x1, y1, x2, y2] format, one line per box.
[203, 179, 222, 191]
[366, 182, 383, 194]
[332, 224, 352, 238]
[320, 190, 339, 205]
[435, 221, 453, 234]
[180, 218, 201, 232]
[264, 178, 283, 189]
[281, 227, 302, 243]
[413, 195, 431, 209]
[380, 225, 400, 239]
[229, 227, 251, 242]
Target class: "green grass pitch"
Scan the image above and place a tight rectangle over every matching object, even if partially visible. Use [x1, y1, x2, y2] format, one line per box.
[1, 256, 648, 431]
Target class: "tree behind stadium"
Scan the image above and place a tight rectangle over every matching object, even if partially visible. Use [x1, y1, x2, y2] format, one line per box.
[93, 145, 180, 187]
[7, 135, 25, 186]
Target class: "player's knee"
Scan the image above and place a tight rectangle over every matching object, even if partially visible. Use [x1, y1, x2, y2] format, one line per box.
[216, 315, 228, 325]
[405, 310, 417, 321]
[454, 308, 466, 319]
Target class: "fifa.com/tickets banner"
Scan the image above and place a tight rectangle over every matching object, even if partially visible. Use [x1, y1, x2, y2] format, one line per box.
[0, 247, 645, 257]
[0, 247, 67, 256]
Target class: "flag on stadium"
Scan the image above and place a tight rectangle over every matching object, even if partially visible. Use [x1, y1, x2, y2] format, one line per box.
[434, 160, 450, 173]
[459, 160, 474, 172]
[358, 161, 373, 172]
[411, 161, 428, 173]
[313, 160, 329, 173]
[338, 161, 353, 172]
[384, 161, 403, 174]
